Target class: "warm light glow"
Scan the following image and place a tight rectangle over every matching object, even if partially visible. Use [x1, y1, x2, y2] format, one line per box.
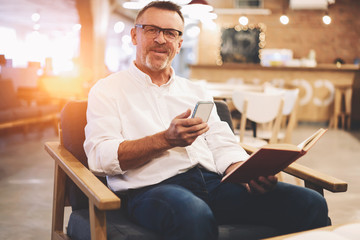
[0, 27, 17, 62]
[323, 15, 331, 25]
[0, 25, 80, 73]
[25, 31, 49, 63]
[280, 15, 289, 25]
[239, 16, 248, 25]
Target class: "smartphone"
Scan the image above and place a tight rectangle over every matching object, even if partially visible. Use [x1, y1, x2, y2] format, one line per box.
[191, 101, 214, 122]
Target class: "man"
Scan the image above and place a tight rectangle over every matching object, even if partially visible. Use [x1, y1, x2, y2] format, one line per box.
[84, 1, 329, 239]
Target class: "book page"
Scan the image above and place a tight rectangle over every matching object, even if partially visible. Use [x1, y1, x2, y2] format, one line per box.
[297, 128, 327, 152]
[263, 143, 300, 151]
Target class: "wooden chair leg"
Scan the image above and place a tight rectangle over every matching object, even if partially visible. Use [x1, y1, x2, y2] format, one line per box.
[89, 201, 107, 240]
[52, 163, 66, 239]
[345, 88, 353, 130]
[332, 88, 342, 129]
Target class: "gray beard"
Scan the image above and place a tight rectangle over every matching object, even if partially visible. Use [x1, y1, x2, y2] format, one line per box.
[145, 54, 169, 71]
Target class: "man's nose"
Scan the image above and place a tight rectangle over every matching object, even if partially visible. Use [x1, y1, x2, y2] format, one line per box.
[154, 30, 166, 44]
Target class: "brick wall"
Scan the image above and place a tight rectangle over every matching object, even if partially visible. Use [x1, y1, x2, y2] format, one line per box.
[200, 0, 360, 65]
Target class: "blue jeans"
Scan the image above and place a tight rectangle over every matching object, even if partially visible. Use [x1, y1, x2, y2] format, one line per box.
[125, 167, 329, 240]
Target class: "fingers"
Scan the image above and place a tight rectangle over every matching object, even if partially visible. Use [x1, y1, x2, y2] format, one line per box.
[164, 110, 210, 147]
[175, 109, 192, 119]
[246, 175, 278, 195]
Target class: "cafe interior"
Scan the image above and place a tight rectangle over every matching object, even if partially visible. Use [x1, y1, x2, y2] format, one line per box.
[0, 0, 359, 239]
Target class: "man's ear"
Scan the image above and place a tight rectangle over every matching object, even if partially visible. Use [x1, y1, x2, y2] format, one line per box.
[176, 38, 183, 54]
[131, 28, 137, 45]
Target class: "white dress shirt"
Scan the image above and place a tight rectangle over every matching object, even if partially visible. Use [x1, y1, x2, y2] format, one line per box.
[84, 62, 249, 192]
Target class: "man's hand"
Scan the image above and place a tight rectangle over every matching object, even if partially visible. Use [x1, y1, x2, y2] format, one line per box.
[225, 162, 278, 195]
[245, 175, 278, 195]
[164, 109, 209, 147]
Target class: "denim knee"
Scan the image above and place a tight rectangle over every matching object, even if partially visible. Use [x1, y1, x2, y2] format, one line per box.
[278, 183, 330, 233]
[128, 184, 218, 240]
[304, 189, 329, 229]
[172, 195, 218, 240]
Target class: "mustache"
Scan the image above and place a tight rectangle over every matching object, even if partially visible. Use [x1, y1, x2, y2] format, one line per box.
[148, 44, 169, 53]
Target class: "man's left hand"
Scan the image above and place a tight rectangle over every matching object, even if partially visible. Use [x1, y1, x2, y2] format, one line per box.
[245, 175, 278, 195]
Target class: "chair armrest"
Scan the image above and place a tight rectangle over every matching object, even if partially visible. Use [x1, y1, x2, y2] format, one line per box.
[284, 163, 347, 193]
[238, 142, 348, 193]
[45, 141, 121, 210]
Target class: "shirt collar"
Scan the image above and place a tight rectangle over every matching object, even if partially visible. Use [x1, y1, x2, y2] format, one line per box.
[129, 61, 176, 88]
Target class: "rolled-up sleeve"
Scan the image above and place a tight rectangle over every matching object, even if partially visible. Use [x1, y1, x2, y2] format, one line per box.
[84, 84, 125, 176]
[205, 109, 249, 174]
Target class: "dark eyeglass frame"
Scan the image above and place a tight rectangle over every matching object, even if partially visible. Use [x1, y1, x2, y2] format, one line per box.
[135, 24, 183, 40]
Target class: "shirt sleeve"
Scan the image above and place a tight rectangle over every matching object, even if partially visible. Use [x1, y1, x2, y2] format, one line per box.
[84, 83, 125, 176]
[205, 103, 250, 175]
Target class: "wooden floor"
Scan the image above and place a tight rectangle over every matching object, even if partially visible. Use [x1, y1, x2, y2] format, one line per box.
[0, 124, 360, 239]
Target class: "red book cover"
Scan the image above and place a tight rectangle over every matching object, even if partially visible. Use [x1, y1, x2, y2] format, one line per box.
[221, 128, 327, 184]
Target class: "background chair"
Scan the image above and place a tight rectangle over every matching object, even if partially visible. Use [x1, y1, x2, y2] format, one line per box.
[45, 100, 347, 240]
[256, 84, 300, 144]
[232, 90, 284, 148]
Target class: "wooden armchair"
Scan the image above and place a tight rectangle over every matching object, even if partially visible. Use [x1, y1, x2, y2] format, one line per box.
[45, 100, 347, 240]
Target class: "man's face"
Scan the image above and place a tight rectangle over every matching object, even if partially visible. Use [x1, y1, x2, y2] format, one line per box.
[131, 7, 184, 73]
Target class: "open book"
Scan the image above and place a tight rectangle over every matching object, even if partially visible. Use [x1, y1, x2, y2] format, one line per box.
[221, 128, 327, 183]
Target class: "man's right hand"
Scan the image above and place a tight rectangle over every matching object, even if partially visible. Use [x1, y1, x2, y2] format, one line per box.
[164, 109, 209, 147]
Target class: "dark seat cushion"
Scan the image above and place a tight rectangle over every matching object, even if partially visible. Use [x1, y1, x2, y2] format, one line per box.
[67, 209, 280, 240]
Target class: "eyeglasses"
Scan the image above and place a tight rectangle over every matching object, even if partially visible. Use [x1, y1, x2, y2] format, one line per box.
[135, 24, 182, 41]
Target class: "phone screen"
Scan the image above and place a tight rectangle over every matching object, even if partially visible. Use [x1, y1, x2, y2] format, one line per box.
[191, 101, 214, 122]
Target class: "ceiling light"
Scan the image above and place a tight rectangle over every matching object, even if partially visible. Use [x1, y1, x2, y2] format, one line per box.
[114, 21, 125, 33]
[239, 16, 248, 25]
[31, 13, 40, 22]
[280, 15, 289, 25]
[322, 13, 331, 24]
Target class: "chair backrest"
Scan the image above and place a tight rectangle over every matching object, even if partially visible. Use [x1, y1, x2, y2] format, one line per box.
[264, 84, 299, 116]
[232, 90, 284, 144]
[232, 90, 284, 124]
[214, 100, 234, 133]
[264, 85, 299, 143]
[60, 100, 106, 210]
